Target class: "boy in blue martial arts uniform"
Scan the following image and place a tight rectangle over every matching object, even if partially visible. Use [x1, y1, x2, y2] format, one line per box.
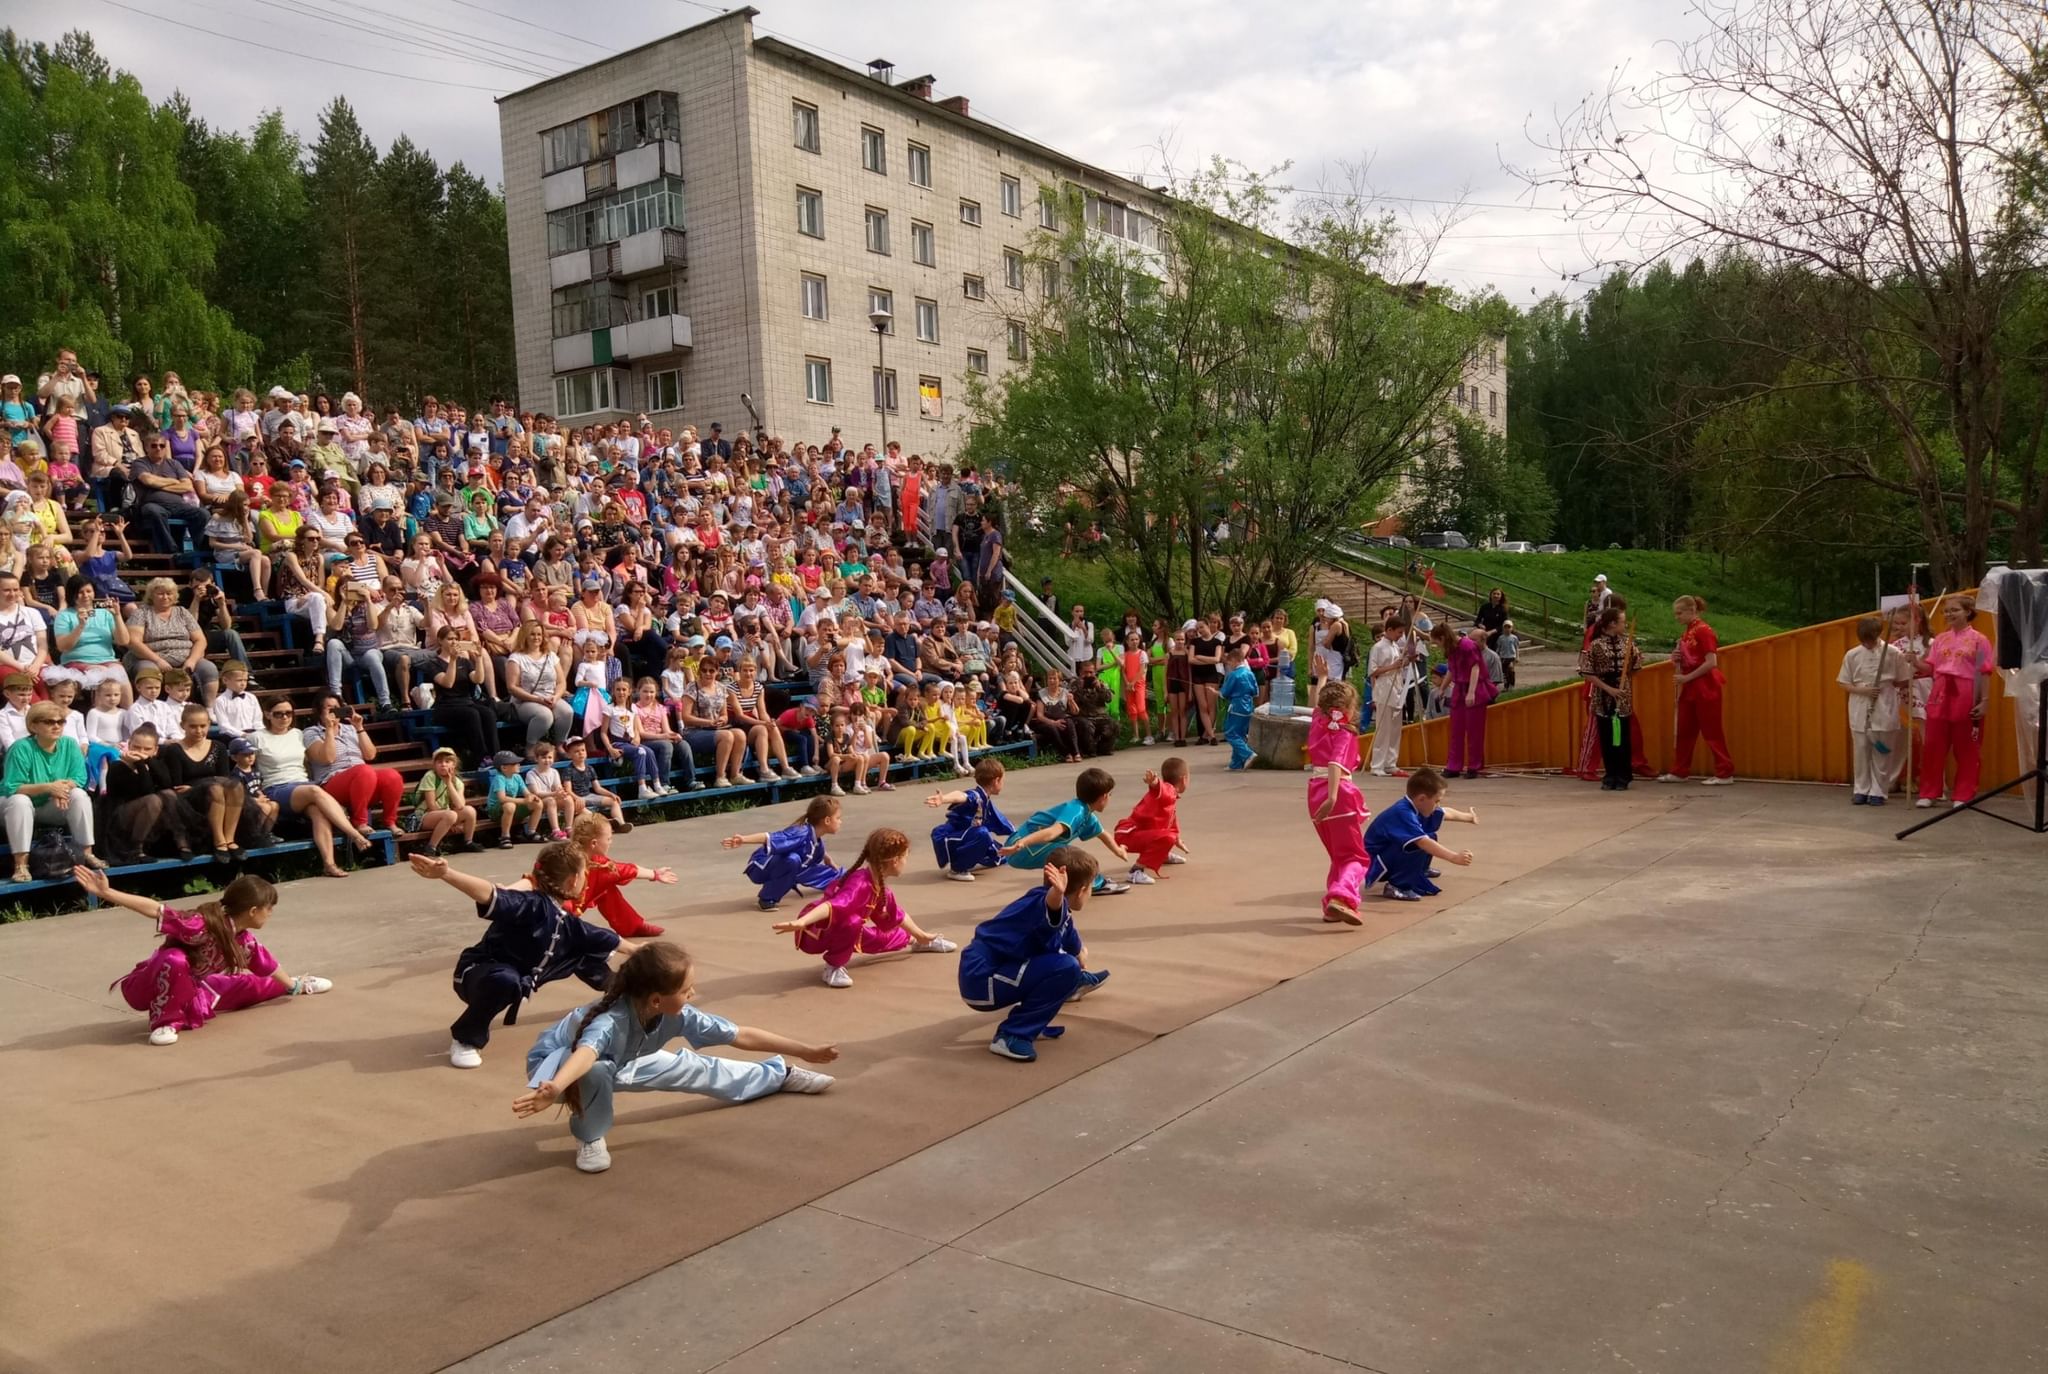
[926, 756, 1014, 880]
[412, 841, 634, 1071]
[999, 767, 1132, 895]
[959, 847, 1111, 1061]
[1363, 766, 1478, 901]
[1220, 644, 1260, 770]
[724, 794, 843, 911]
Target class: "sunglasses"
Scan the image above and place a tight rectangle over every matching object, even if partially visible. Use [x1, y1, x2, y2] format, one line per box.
[268, 708, 292, 718]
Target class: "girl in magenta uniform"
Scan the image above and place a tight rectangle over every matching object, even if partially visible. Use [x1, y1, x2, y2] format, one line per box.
[84, 867, 333, 1045]
[770, 827, 956, 987]
[1437, 624, 1497, 778]
[1915, 595, 1994, 807]
[1663, 595, 1734, 783]
[1306, 681, 1369, 925]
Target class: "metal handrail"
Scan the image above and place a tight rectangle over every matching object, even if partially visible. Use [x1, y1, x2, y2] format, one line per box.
[1001, 569, 1071, 676]
[1331, 534, 1576, 640]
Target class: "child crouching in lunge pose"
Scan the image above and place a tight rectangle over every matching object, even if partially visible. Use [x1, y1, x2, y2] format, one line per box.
[960, 848, 1111, 1062]
[1307, 682, 1369, 925]
[515, 942, 838, 1174]
[771, 827, 957, 987]
[570, 813, 675, 939]
[85, 868, 332, 1045]
[999, 766, 1133, 895]
[725, 794, 843, 911]
[926, 756, 1014, 881]
[1112, 756, 1189, 885]
[416, 841, 629, 1070]
[1363, 767, 1476, 902]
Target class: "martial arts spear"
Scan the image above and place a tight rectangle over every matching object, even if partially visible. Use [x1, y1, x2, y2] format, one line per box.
[1617, 613, 1639, 750]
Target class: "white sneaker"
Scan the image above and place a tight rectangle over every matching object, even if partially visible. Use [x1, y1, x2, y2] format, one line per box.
[1914, 798, 1934, 809]
[449, 1040, 483, 1069]
[944, 869, 977, 882]
[915, 936, 958, 953]
[1128, 868, 1156, 885]
[823, 965, 853, 988]
[830, 783, 846, 796]
[801, 765, 823, 776]
[1657, 773, 1683, 783]
[1701, 776, 1734, 787]
[575, 1137, 611, 1173]
[1166, 852, 1188, 865]
[853, 784, 871, 795]
[149, 1026, 179, 1046]
[1143, 735, 1155, 746]
[781, 1065, 835, 1093]
[291, 975, 333, 996]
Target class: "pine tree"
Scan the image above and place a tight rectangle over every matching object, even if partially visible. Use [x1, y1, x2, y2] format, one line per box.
[302, 98, 380, 397]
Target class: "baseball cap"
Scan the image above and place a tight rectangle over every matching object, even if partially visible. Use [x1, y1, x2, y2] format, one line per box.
[685, 634, 706, 647]
[431, 746, 458, 760]
[228, 736, 258, 757]
[0, 374, 19, 386]
[1593, 573, 1609, 583]
[1181, 618, 1199, 632]
[492, 750, 522, 767]
[713, 635, 734, 649]
[267, 385, 293, 399]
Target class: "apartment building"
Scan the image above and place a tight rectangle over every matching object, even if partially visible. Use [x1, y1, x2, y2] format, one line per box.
[497, 6, 1175, 455]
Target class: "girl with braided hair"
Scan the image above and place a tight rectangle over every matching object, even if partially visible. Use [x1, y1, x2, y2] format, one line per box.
[515, 942, 839, 1174]
[770, 827, 957, 988]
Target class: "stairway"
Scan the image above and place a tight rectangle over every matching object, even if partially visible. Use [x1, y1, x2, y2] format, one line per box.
[1302, 564, 1480, 639]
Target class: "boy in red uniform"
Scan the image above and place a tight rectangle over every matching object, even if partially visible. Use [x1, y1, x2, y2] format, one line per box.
[566, 813, 676, 938]
[1112, 756, 1190, 885]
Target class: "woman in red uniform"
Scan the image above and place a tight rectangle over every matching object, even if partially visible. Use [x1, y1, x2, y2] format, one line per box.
[1661, 595, 1734, 784]
[1914, 595, 1994, 808]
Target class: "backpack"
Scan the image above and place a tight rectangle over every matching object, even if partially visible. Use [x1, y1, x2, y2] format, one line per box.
[28, 829, 86, 882]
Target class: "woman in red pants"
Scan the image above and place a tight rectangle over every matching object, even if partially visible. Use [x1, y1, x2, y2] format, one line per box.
[306, 693, 405, 831]
[1915, 596, 1993, 808]
[1662, 595, 1734, 784]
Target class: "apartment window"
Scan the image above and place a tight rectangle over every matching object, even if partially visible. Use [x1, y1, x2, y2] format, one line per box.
[915, 297, 939, 343]
[959, 199, 982, 226]
[797, 187, 824, 238]
[800, 272, 828, 320]
[911, 220, 935, 266]
[646, 369, 683, 412]
[962, 274, 985, 301]
[1040, 262, 1060, 300]
[1003, 249, 1024, 290]
[1038, 187, 1058, 229]
[907, 143, 931, 188]
[1454, 383, 1465, 407]
[861, 125, 887, 174]
[792, 100, 820, 153]
[872, 367, 899, 414]
[1489, 390, 1500, 418]
[641, 285, 677, 319]
[966, 348, 989, 375]
[1000, 175, 1021, 217]
[1487, 349, 1499, 376]
[554, 368, 621, 417]
[868, 288, 894, 333]
[804, 357, 833, 405]
[918, 375, 942, 419]
[1006, 320, 1028, 361]
[865, 206, 890, 255]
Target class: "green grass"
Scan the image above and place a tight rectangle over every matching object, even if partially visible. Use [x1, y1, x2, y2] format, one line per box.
[1380, 549, 1801, 647]
[1013, 549, 1316, 633]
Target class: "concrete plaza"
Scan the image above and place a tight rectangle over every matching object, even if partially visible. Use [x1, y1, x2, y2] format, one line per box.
[2, 758, 2042, 1373]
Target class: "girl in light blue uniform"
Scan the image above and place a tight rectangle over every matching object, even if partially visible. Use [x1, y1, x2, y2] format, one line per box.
[518, 942, 840, 1174]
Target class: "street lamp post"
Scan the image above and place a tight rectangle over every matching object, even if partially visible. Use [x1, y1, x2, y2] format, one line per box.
[869, 305, 893, 454]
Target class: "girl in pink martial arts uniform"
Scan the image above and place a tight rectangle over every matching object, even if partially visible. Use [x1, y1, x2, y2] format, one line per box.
[82, 867, 333, 1045]
[771, 827, 958, 988]
[1306, 681, 1370, 925]
[1914, 595, 1994, 807]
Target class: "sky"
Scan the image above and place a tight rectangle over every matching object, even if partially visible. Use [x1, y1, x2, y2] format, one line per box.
[11, 0, 1688, 302]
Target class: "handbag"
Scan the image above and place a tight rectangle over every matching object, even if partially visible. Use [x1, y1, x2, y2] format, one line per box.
[28, 828, 86, 881]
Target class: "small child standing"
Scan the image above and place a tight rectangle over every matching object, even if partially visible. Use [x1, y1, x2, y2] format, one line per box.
[85, 868, 332, 1046]
[771, 827, 957, 987]
[1363, 767, 1477, 902]
[1120, 630, 1152, 746]
[1837, 616, 1911, 806]
[1000, 767, 1134, 894]
[1220, 644, 1259, 770]
[569, 813, 674, 938]
[1112, 757, 1190, 885]
[523, 740, 571, 840]
[1305, 681, 1369, 924]
[938, 682, 972, 775]
[515, 942, 838, 1174]
[959, 849, 1110, 1062]
[1497, 620, 1520, 691]
[487, 748, 541, 847]
[416, 841, 623, 1070]
[725, 794, 843, 910]
[926, 757, 1015, 881]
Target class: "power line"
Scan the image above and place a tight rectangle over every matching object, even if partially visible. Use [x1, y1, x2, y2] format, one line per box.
[431, 0, 614, 51]
[87, 0, 518, 91]
[232, 0, 564, 79]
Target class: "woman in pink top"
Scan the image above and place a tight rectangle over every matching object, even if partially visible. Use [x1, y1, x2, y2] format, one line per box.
[1915, 595, 1994, 807]
[1306, 680, 1368, 925]
[1437, 622, 1497, 778]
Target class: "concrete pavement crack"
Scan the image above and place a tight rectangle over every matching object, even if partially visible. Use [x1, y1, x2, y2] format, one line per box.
[1703, 874, 1956, 1223]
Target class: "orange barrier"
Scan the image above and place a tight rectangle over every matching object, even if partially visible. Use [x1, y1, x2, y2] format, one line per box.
[1367, 606, 2023, 787]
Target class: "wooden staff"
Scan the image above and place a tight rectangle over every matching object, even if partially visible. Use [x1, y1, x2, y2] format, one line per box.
[1617, 613, 1640, 750]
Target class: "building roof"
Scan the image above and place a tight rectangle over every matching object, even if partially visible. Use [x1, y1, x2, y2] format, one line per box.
[496, 7, 760, 105]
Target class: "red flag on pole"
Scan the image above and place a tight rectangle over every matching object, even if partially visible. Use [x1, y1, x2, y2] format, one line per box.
[1422, 565, 1445, 599]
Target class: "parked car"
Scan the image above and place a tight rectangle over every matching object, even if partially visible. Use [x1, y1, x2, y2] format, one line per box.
[1494, 541, 1535, 554]
[1382, 535, 1411, 548]
[1414, 531, 1471, 549]
[1537, 543, 1568, 554]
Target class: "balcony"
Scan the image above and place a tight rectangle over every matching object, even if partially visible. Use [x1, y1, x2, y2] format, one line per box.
[551, 313, 693, 374]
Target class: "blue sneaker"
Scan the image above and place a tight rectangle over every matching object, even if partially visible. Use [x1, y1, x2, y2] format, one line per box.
[1851, 794, 1868, 806]
[1868, 795, 1886, 807]
[1383, 886, 1422, 902]
[989, 1034, 1037, 1062]
[1069, 968, 1111, 1000]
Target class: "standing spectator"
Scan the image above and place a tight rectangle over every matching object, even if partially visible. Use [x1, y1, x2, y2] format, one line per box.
[1071, 661, 1119, 757]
